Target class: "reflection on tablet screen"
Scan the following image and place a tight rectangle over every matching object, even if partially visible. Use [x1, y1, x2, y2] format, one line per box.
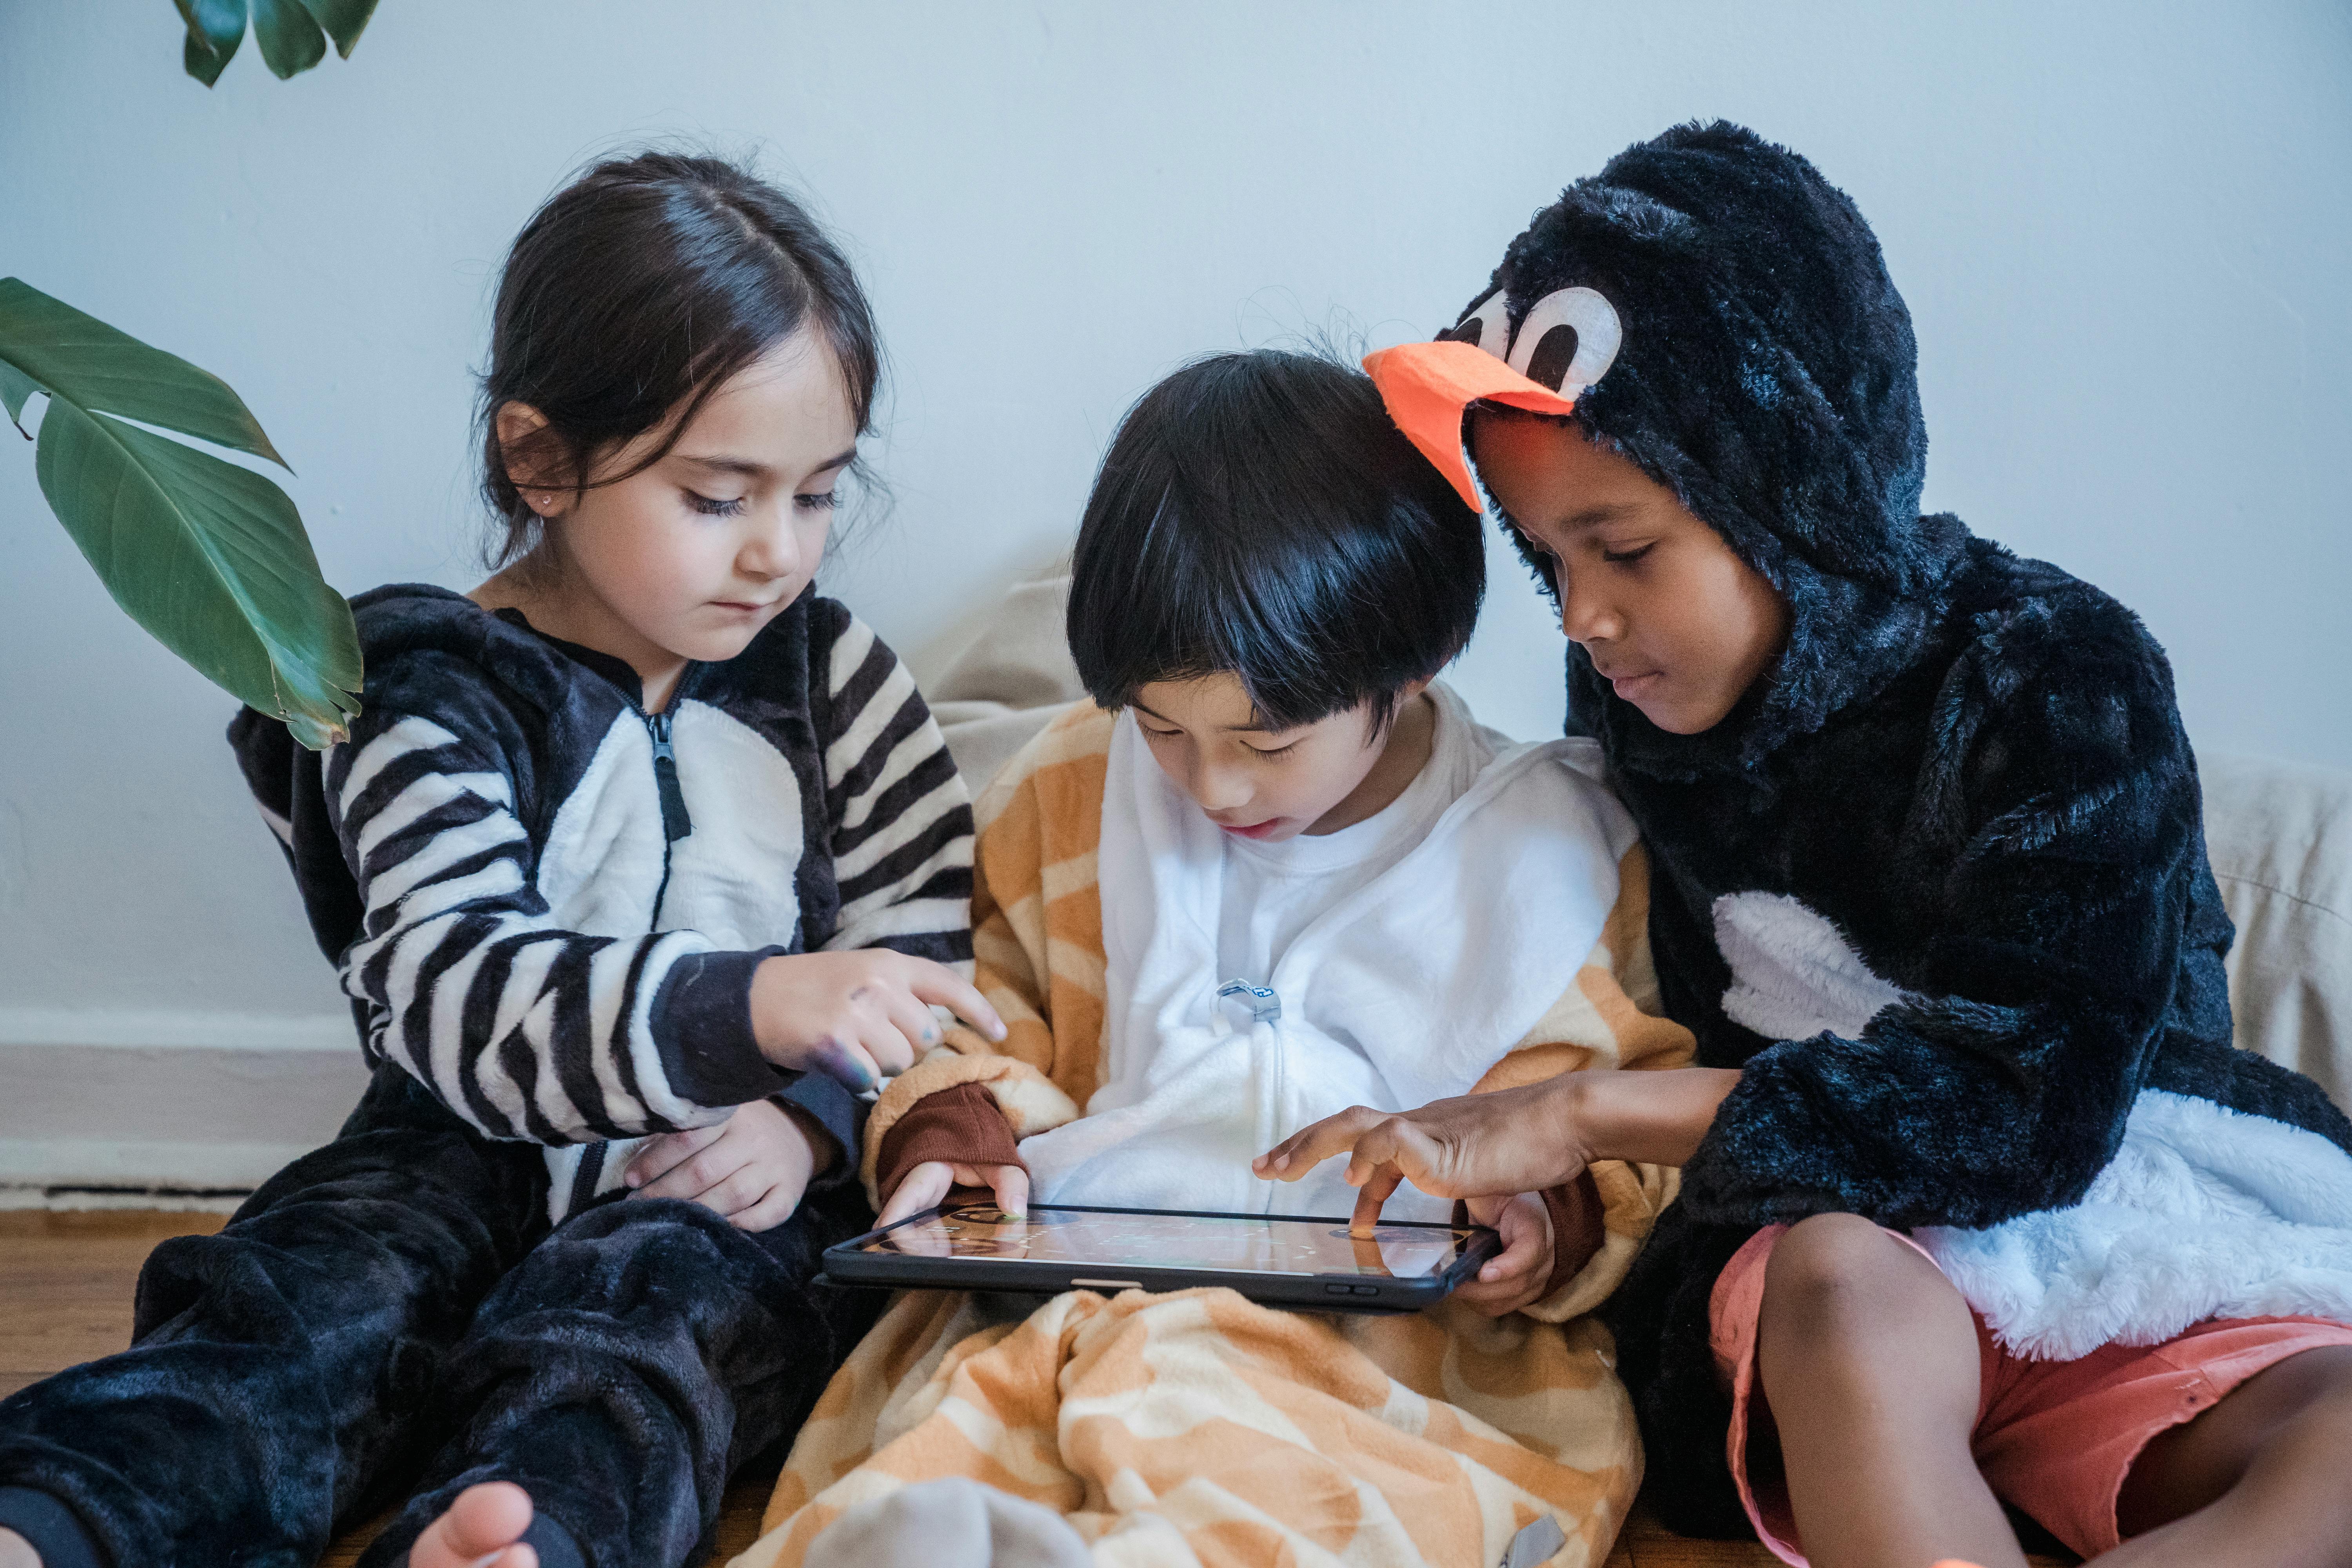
[862, 1204, 1472, 1278]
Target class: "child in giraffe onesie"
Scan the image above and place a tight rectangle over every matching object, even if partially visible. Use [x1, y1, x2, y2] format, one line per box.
[735, 348, 1692, 1568]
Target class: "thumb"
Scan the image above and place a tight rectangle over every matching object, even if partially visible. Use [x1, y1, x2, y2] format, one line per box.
[878, 1162, 949, 1227]
[1480, 1205, 1541, 1281]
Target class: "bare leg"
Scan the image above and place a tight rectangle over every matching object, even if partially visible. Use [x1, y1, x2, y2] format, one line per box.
[407, 1483, 539, 1568]
[2099, 1345, 2352, 1566]
[1754, 1213, 2024, 1568]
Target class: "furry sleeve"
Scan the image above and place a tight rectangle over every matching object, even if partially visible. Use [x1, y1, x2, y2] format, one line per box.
[1679, 592, 2214, 1229]
[812, 605, 976, 966]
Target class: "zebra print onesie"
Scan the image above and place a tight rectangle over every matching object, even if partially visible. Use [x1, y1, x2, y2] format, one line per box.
[0, 580, 970, 1568]
[261, 582, 973, 1220]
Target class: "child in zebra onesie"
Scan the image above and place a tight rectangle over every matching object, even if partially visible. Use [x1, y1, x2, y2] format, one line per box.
[0, 152, 1001, 1568]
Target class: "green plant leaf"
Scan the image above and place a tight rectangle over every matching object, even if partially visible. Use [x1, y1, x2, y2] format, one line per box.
[0, 279, 286, 468]
[296, 0, 377, 58]
[176, 0, 247, 87]
[250, 0, 327, 79]
[0, 359, 35, 429]
[1, 278, 360, 746]
[32, 399, 361, 744]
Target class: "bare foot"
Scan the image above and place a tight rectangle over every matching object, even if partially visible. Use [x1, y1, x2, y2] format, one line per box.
[408, 1482, 539, 1568]
[0, 1526, 40, 1568]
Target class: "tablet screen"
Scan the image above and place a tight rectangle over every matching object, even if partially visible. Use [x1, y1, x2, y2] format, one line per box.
[857, 1203, 1477, 1279]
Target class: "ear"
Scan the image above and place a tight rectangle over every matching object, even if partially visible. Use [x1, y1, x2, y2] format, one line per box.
[494, 401, 564, 499]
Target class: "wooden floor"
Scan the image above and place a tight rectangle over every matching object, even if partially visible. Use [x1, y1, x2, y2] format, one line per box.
[0, 1209, 2071, 1567]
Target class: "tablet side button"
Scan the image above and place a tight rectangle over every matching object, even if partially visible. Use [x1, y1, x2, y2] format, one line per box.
[1070, 1278, 1143, 1290]
[1325, 1283, 1355, 1295]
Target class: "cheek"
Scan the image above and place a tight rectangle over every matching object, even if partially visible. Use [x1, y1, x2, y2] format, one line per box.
[1711, 563, 1788, 685]
[571, 497, 715, 606]
[1294, 735, 1383, 810]
[1141, 736, 1196, 793]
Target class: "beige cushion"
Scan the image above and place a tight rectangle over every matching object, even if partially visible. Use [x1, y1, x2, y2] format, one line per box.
[929, 572, 1083, 791]
[2203, 753, 2352, 1112]
[927, 583, 2352, 1116]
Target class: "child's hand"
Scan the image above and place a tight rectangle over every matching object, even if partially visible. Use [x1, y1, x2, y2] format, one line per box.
[876, 1160, 1029, 1228]
[623, 1098, 828, 1232]
[1253, 1076, 1588, 1232]
[750, 950, 1006, 1093]
[1452, 1193, 1554, 1317]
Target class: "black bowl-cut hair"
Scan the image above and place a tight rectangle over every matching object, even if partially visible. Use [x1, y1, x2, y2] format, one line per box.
[1067, 349, 1485, 735]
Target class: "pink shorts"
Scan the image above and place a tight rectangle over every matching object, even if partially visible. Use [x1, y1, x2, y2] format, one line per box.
[1710, 1222, 2352, 1564]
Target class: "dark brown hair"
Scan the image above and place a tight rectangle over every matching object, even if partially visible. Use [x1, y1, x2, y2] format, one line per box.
[478, 150, 882, 566]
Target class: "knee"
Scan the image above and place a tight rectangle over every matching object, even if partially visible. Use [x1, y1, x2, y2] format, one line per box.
[1758, 1213, 1956, 1354]
[2274, 1346, 2352, 1430]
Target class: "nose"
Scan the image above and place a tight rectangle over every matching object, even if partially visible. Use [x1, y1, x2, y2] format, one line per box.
[1556, 565, 1621, 646]
[736, 505, 802, 582]
[1188, 752, 1253, 814]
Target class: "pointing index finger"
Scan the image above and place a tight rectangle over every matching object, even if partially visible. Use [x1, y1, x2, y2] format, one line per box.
[1255, 1105, 1386, 1180]
[907, 962, 1006, 1041]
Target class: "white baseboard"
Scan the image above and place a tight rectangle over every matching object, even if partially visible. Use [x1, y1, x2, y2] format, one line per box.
[0, 1027, 372, 1194]
[0, 1138, 318, 1191]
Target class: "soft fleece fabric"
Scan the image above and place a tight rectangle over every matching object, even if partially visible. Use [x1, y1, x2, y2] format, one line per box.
[739, 699, 1693, 1568]
[0, 585, 964, 1567]
[230, 583, 973, 1223]
[1410, 121, 2352, 1535]
[0, 1064, 881, 1568]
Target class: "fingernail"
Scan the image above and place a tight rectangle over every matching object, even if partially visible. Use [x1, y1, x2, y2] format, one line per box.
[922, 1027, 938, 1043]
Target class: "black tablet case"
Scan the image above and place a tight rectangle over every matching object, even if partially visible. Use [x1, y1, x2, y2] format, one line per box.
[822, 1202, 1503, 1314]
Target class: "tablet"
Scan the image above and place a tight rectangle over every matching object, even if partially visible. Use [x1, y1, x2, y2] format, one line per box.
[822, 1201, 1503, 1313]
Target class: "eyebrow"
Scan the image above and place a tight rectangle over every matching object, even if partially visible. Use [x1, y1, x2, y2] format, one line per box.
[1551, 501, 1646, 532]
[673, 446, 858, 481]
[1130, 699, 1279, 734]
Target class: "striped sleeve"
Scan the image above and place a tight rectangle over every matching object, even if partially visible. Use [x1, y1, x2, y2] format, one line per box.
[329, 708, 779, 1145]
[818, 613, 975, 966]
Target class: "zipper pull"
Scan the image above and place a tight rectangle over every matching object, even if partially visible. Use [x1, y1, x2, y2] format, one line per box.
[647, 711, 692, 842]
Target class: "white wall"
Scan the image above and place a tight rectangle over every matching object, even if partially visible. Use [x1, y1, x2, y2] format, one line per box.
[2, 1, 2347, 1040]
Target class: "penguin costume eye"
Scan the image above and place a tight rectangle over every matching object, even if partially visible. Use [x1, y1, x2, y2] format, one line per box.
[1506, 287, 1623, 394]
[1434, 289, 1510, 359]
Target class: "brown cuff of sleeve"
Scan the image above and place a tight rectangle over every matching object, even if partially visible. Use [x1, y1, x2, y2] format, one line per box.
[1541, 1170, 1608, 1299]
[874, 1080, 1025, 1206]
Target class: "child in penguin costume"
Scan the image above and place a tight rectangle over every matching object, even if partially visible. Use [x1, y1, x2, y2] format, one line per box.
[1260, 122, 2352, 1567]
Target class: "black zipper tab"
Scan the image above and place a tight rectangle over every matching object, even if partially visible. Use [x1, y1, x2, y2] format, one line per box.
[648, 711, 693, 842]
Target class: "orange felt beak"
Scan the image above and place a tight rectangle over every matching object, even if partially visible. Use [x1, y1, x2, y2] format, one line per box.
[1361, 340, 1583, 512]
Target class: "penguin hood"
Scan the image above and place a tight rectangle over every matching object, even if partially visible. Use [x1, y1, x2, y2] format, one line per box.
[1370, 120, 1967, 771]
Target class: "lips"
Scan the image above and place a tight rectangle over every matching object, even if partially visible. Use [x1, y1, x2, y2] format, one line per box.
[1597, 667, 1664, 702]
[1216, 818, 1283, 840]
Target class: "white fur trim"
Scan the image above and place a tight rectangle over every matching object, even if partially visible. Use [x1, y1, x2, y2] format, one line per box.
[1711, 891, 1908, 1041]
[1916, 1089, 2352, 1359]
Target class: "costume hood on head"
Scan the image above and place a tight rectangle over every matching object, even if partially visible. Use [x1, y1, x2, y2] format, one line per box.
[1376, 126, 2352, 1541]
[1367, 120, 1966, 768]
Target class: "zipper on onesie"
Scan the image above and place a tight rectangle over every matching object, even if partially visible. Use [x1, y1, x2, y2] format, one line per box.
[646, 707, 693, 926]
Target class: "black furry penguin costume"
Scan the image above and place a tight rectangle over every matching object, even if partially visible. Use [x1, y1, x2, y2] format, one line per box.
[1377, 122, 2352, 1535]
